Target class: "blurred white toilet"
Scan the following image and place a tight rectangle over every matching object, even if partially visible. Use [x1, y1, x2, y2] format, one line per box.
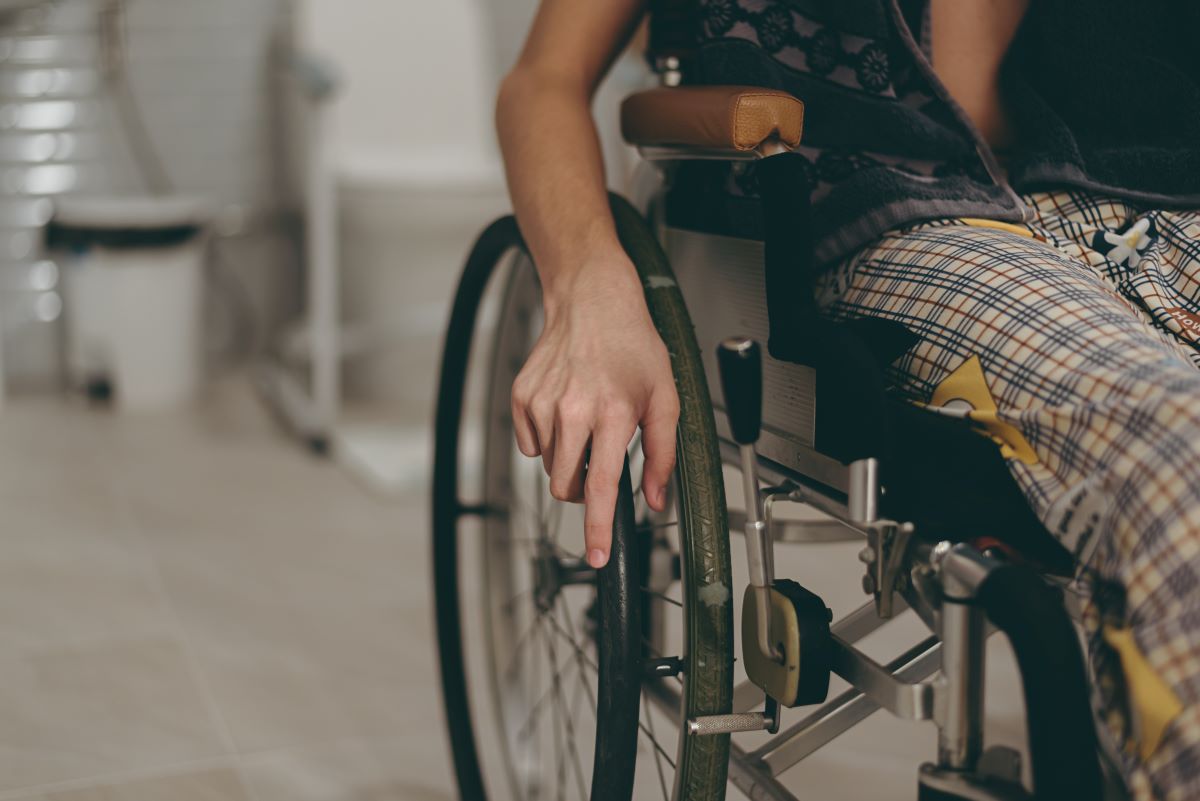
[303, 0, 510, 411]
[296, 0, 511, 489]
[339, 157, 507, 413]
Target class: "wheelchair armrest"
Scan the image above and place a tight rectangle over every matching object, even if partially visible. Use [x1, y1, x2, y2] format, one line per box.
[620, 86, 804, 159]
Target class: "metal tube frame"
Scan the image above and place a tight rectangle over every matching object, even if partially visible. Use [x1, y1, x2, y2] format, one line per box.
[628, 233, 1005, 799]
[647, 445, 999, 801]
[739, 442, 781, 663]
[935, 598, 986, 770]
[632, 109, 1005, 797]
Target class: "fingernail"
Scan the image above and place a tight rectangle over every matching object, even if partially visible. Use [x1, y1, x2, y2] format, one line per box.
[588, 549, 607, 568]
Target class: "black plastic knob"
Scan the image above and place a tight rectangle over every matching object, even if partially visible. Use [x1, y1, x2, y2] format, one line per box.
[717, 337, 763, 445]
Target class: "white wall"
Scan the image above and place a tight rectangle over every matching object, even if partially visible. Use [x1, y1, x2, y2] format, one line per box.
[114, 0, 298, 350]
[289, 0, 648, 410]
[297, 0, 500, 182]
[295, 0, 648, 186]
[116, 0, 288, 207]
[0, 0, 297, 388]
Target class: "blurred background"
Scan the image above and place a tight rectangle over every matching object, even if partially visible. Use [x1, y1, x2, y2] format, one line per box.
[0, 0, 616, 798]
[0, 2, 1031, 800]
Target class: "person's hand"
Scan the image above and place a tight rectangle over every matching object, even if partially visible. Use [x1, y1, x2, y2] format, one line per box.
[511, 257, 678, 569]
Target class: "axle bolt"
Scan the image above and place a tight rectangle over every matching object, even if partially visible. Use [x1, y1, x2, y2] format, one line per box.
[645, 656, 685, 679]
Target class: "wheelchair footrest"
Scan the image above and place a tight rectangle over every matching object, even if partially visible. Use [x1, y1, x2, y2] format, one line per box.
[741, 580, 833, 707]
[918, 763, 1031, 801]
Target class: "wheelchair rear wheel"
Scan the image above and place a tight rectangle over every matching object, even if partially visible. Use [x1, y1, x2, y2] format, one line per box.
[433, 208, 733, 801]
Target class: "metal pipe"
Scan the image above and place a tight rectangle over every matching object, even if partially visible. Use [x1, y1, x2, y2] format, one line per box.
[755, 636, 942, 774]
[758, 683, 881, 773]
[740, 442, 781, 662]
[936, 600, 986, 770]
[740, 443, 762, 527]
[728, 743, 801, 801]
[752, 584, 776, 660]
[828, 635, 935, 720]
[934, 544, 995, 771]
[847, 458, 880, 523]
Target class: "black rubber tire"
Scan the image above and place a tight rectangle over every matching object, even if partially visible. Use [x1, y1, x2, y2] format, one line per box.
[432, 216, 515, 801]
[432, 218, 641, 801]
[593, 458, 642, 801]
[432, 197, 733, 801]
[609, 194, 733, 801]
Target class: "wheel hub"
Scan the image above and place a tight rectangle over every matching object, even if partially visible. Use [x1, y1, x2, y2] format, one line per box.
[532, 542, 595, 612]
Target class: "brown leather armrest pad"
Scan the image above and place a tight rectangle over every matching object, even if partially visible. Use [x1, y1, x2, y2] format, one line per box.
[620, 86, 804, 151]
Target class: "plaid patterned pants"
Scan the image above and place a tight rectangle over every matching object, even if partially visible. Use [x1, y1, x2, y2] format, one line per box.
[819, 191, 1200, 800]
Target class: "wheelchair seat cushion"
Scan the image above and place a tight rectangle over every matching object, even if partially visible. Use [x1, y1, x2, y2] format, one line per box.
[882, 397, 1075, 576]
[620, 86, 804, 152]
[795, 309, 1073, 574]
[790, 294, 1073, 575]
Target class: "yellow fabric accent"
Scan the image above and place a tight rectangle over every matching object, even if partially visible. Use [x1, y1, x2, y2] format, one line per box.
[930, 355, 1039, 465]
[958, 217, 1036, 238]
[1103, 625, 1184, 761]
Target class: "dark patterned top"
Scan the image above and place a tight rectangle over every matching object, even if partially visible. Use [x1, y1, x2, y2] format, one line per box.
[672, 0, 1200, 266]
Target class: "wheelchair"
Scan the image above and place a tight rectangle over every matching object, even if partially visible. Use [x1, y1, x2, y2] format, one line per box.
[432, 9, 1126, 801]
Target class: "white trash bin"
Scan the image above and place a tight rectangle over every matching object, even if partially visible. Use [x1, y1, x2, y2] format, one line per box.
[49, 196, 209, 411]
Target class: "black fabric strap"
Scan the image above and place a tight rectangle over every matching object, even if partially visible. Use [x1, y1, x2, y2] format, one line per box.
[757, 153, 919, 464]
[647, 0, 699, 70]
[757, 153, 818, 364]
[46, 222, 201, 250]
[976, 566, 1104, 800]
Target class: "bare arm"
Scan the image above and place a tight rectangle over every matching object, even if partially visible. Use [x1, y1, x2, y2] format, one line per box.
[930, 0, 1030, 149]
[497, 0, 677, 568]
[497, 0, 644, 299]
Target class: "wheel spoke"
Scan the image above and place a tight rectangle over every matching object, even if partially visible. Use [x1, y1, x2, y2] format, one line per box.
[502, 612, 543, 681]
[547, 609, 608, 753]
[549, 622, 567, 801]
[549, 565, 686, 791]
[557, 600, 599, 725]
[536, 617, 568, 800]
[542, 610, 590, 800]
[523, 614, 542, 799]
[642, 690, 673, 800]
[500, 586, 534, 615]
[511, 486, 541, 535]
[638, 717, 677, 770]
[516, 623, 581, 740]
[546, 611, 600, 674]
[641, 586, 683, 608]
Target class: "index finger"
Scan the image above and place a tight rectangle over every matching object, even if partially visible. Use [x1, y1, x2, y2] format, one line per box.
[583, 421, 635, 568]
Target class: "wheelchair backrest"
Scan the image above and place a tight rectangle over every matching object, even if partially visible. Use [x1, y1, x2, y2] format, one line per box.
[646, 0, 699, 72]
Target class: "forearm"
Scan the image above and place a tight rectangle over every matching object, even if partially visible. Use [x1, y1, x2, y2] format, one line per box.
[496, 69, 641, 317]
[496, 0, 674, 561]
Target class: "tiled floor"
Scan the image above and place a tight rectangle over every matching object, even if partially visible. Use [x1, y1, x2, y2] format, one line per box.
[0, 379, 1029, 800]
[0, 385, 451, 801]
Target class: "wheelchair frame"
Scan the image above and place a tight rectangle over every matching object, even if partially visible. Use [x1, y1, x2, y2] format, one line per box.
[432, 6, 1116, 796]
[637, 177, 1011, 800]
[602, 5, 1122, 782]
[433, 187, 1111, 801]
